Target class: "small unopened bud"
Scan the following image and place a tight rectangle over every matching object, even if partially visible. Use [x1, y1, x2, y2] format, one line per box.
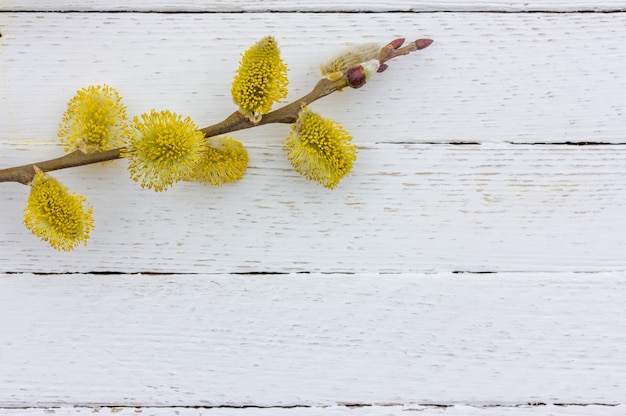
[346, 59, 380, 89]
[377, 63, 389, 73]
[415, 39, 433, 50]
[346, 65, 366, 89]
[388, 38, 405, 50]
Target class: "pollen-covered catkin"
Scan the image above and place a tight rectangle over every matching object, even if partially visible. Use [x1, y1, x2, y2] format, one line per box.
[284, 106, 357, 189]
[23, 168, 94, 251]
[231, 36, 289, 122]
[185, 137, 249, 186]
[58, 85, 130, 153]
[123, 110, 206, 192]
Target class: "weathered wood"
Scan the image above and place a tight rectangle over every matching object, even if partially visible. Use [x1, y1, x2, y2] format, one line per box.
[0, 404, 623, 415]
[1, 144, 624, 273]
[2, 1, 626, 12]
[0, 12, 625, 144]
[1, 272, 624, 407]
[1, 6, 625, 413]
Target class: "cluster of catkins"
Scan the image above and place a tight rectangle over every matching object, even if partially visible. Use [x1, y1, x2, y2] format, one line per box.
[24, 36, 387, 251]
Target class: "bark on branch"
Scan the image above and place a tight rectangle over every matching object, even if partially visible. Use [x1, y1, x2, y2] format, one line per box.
[0, 39, 432, 185]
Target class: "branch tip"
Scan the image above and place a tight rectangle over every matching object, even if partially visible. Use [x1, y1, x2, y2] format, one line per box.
[1, 36, 433, 184]
[415, 39, 433, 50]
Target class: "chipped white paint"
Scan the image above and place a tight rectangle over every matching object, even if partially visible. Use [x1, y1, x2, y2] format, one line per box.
[2, 405, 625, 416]
[1, 273, 625, 408]
[1, 144, 625, 273]
[1, 13, 625, 144]
[0, 3, 625, 415]
[2, 1, 626, 12]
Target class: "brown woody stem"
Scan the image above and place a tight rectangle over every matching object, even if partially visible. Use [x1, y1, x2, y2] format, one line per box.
[0, 149, 122, 185]
[0, 38, 431, 185]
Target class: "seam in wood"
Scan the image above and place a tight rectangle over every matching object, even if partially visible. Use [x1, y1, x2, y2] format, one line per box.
[374, 141, 626, 145]
[2, 270, 625, 276]
[3, 9, 626, 14]
[0, 402, 620, 410]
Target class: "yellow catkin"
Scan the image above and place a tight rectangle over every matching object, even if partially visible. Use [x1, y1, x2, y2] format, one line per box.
[284, 107, 357, 189]
[185, 137, 249, 186]
[58, 85, 130, 153]
[23, 169, 94, 251]
[123, 110, 206, 192]
[231, 36, 288, 122]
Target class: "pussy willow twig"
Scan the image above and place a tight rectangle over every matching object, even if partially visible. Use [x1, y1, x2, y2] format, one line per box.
[0, 38, 432, 185]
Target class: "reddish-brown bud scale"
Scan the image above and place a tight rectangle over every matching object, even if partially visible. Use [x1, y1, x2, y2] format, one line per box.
[415, 39, 434, 50]
[388, 38, 405, 50]
[377, 63, 389, 73]
[346, 65, 367, 89]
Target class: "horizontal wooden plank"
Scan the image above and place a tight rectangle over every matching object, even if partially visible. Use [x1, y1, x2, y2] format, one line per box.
[2, 1, 626, 12]
[1, 404, 624, 416]
[1, 272, 624, 407]
[1, 12, 625, 144]
[1, 144, 624, 273]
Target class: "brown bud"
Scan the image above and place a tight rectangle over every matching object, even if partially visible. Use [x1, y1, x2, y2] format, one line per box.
[346, 65, 367, 89]
[388, 38, 405, 50]
[377, 63, 389, 73]
[415, 39, 434, 50]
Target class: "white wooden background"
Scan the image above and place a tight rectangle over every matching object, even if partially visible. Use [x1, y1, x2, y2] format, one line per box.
[1, 1, 625, 415]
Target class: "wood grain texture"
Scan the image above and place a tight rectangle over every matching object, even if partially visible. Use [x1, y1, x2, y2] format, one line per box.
[1, 7, 625, 413]
[1, 272, 624, 408]
[3, 12, 624, 273]
[1, 144, 625, 273]
[2, 1, 626, 12]
[1, 405, 624, 416]
[0, 12, 625, 145]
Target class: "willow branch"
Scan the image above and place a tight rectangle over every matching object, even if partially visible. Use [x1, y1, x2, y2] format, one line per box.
[0, 149, 121, 185]
[200, 76, 346, 137]
[0, 38, 432, 185]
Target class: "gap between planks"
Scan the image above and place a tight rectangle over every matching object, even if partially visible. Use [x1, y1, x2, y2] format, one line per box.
[0, 403, 623, 416]
[3, 9, 626, 13]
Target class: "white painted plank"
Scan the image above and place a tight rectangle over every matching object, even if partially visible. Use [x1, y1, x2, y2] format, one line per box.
[1, 12, 625, 144]
[2, 1, 626, 12]
[0, 273, 626, 408]
[0, 272, 624, 407]
[1, 405, 624, 416]
[1, 144, 625, 273]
